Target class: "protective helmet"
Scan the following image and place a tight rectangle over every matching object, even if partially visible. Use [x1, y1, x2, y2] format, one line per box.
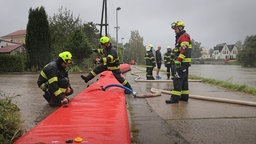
[167, 46, 172, 51]
[100, 36, 110, 44]
[146, 44, 153, 51]
[59, 51, 72, 64]
[171, 21, 185, 29]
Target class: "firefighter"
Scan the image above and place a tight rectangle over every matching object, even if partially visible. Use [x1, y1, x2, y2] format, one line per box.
[163, 46, 174, 80]
[145, 44, 156, 80]
[37, 51, 73, 107]
[81, 36, 133, 94]
[166, 21, 192, 104]
[155, 46, 162, 79]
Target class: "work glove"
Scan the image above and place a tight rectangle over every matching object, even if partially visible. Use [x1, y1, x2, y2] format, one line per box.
[61, 97, 70, 105]
[65, 87, 74, 96]
[175, 60, 181, 69]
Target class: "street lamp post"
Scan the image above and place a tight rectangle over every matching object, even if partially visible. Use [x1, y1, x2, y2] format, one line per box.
[115, 7, 121, 53]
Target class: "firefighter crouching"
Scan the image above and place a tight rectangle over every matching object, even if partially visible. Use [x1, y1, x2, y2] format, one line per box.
[166, 21, 192, 104]
[81, 36, 133, 94]
[145, 44, 156, 80]
[37, 51, 74, 107]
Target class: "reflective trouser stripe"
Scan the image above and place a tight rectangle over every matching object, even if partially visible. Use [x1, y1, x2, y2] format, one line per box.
[181, 90, 189, 94]
[91, 71, 97, 76]
[122, 80, 128, 85]
[107, 66, 120, 70]
[171, 90, 181, 96]
[54, 89, 62, 96]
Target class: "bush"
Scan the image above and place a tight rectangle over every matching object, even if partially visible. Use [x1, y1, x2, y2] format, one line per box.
[0, 93, 22, 144]
[0, 55, 26, 72]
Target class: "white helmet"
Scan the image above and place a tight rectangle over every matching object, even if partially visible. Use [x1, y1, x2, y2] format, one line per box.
[146, 44, 153, 51]
[167, 46, 171, 49]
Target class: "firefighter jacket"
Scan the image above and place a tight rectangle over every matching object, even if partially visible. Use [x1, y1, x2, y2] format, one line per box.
[155, 49, 162, 64]
[174, 30, 192, 64]
[145, 50, 156, 68]
[164, 51, 174, 67]
[37, 58, 68, 98]
[95, 45, 120, 70]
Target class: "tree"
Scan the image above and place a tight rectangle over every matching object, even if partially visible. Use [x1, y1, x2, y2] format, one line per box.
[48, 7, 81, 58]
[127, 30, 145, 64]
[26, 6, 51, 69]
[66, 29, 92, 66]
[80, 22, 99, 48]
[237, 35, 256, 67]
[191, 39, 202, 58]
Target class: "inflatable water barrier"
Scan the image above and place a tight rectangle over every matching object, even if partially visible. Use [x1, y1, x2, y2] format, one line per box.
[14, 64, 132, 144]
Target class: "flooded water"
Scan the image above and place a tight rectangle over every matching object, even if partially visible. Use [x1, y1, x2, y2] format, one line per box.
[190, 64, 256, 88]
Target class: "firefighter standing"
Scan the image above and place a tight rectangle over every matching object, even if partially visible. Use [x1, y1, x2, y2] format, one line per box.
[81, 36, 133, 94]
[166, 21, 192, 104]
[145, 44, 156, 80]
[163, 46, 175, 80]
[155, 46, 162, 79]
[37, 51, 73, 107]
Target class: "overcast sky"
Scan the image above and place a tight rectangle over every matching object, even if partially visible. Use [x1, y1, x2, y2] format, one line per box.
[1, 0, 256, 50]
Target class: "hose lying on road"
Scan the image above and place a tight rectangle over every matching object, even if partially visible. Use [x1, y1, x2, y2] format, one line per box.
[103, 84, 161, 98]
[135, 79, 201, 82]
[151, 88, 256, 107]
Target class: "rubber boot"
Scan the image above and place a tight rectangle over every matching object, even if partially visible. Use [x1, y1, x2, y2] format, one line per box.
[180, 94, 189, 102]
[124, 82, 133, 94]
[165, 95, 180, 104]
[43, 91, 51, 103]
[81, 73, 94, 83]
[81, 75, 89, 83]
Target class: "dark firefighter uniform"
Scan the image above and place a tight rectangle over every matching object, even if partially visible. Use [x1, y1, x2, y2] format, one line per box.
[145, 44, 156, 80]
[37, 51, 73, 106]
[166, 21, 192, 104]
[81, 36, 133, 94]
[164, 47, 175, 79]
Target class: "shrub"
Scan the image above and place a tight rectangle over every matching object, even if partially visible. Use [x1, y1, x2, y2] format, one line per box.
[0, 93, 22, 144]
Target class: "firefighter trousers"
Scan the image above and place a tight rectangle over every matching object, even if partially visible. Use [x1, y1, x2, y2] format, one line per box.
[86, 64, 133, 90]
[171, 65, 189, 101]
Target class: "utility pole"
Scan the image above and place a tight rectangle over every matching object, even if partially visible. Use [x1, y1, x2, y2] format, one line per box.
[115, 7, 121, 53]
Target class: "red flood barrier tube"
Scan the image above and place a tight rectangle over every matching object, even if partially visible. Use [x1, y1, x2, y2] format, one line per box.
[120, 63, 131, 73]
[14, 64, 131, 144]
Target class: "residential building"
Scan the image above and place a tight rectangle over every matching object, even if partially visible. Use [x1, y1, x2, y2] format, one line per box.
[1, 30, 26, 44]
[200, 47, 210, 59]
[212, 43, 238, 60]
[0, 30, 26, 55]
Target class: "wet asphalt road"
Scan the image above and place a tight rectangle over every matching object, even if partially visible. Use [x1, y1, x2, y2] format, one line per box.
[127, 65, 256, 144]
[1, 65, 256, 144]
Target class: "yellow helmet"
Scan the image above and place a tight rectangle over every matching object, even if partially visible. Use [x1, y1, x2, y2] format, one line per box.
[59, 51, 72, 64]
[171, 21, 185, 29]
[100, 36, 110, 44]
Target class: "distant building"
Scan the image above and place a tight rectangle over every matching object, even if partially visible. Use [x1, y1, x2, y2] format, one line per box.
[212, 43, 238, 60]
[1, 30, 26, 44]
[200, 47, 210, 59]
[0, 30, 26, 55]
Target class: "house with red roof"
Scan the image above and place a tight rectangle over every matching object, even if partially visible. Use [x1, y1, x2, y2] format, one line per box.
[0, 30, 26, 55]
[1, 30, 26, 44]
